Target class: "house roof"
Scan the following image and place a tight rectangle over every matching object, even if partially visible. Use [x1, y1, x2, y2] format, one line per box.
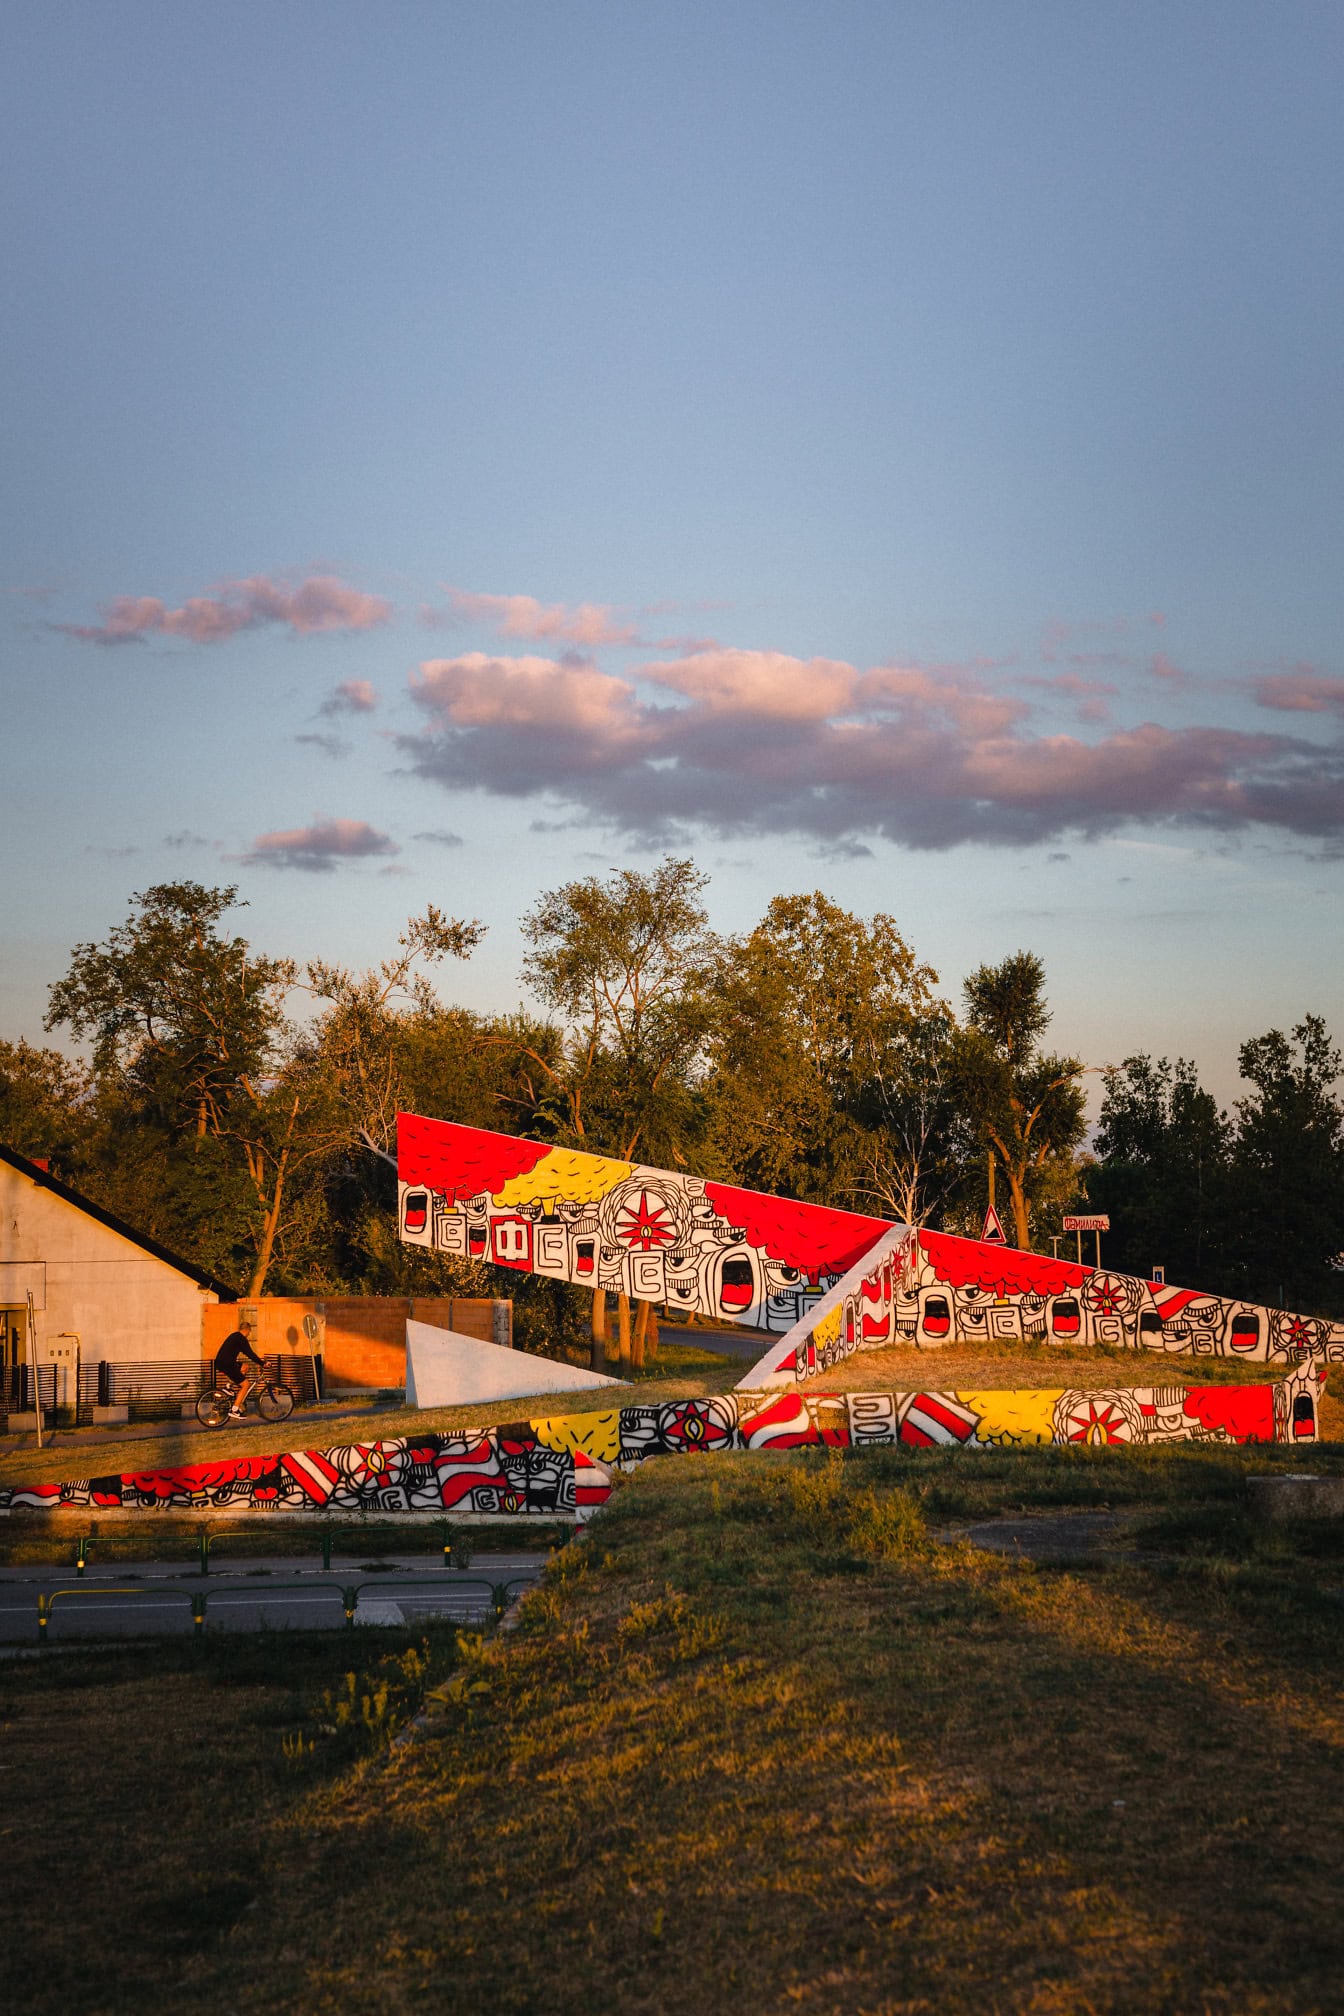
[0, 1141, 238, 1300]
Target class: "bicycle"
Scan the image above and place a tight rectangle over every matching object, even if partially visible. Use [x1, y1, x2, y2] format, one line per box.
[195, 1376, 295, 1428]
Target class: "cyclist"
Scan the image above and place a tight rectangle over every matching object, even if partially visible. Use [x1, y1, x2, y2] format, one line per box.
[213, 1319, 264, 1420]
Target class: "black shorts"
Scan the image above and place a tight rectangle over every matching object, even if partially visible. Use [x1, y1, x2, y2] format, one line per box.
[216, 1352, 257, 1384]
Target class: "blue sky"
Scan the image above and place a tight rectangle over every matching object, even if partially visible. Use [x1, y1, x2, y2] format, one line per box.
[4, 2, 1342, 1110]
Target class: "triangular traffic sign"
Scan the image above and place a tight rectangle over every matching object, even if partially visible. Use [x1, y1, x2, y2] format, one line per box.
[980, 1204, 1007, 1244]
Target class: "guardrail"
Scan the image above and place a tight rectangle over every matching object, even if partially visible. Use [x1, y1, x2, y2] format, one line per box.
[67, 1529, 475, 1577]
[33, 1573, 537, 1642]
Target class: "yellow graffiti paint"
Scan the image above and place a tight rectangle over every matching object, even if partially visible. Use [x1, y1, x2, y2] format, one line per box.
[812, 1305, 843, 1354]
[495, 1147, 633, 1210]
[956, 1389, 1065, 1446]
[531, 1409, 623, 1462]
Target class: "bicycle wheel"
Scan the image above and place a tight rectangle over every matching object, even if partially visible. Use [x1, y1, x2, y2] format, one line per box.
[195, 1386, 232, 1428]
[257, 1382, 294, 1423]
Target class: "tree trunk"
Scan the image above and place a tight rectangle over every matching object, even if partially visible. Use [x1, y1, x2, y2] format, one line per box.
[643, 1304, 659, 1363]
[1005, 1165, 1032, 1250]
[589, 1288, 607, 1374]
[615, 1292, 632, 1367]
[631, 1297, 651, 1370]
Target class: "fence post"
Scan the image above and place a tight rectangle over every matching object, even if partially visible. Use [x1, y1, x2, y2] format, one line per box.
[342, 1586, 358, 1628]
[199, 1530, 211, 1577]
[76, 1536, 89, 1578]
[321, 1528, 332, 1572]
[191, 1593, 207, 1638]
[36, 1593, 48, 1643]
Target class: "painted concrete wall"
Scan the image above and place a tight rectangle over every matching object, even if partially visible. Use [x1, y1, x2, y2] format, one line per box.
[0, 1162, 218, 1365]
[0, 1363, 1323, 1522]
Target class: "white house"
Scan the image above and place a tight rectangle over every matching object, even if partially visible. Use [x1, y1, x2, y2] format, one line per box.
[0, 1142, 235, 1395]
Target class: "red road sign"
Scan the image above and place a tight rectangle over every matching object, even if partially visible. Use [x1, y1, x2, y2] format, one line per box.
[980, 1204, 1006, 1244]
[1062, 1214, 1110, 1232]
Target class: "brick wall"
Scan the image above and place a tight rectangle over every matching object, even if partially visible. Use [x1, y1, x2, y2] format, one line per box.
[201, 1296, 511, 1390]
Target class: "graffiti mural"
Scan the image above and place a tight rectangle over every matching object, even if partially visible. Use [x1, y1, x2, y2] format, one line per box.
[398, 1116, 1344, 1382]
[398, 1113, 892, 1335]
[0, 1362, 1322, 1524]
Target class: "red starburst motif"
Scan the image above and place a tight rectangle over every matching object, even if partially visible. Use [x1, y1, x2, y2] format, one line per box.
[1083, 1274, 1126, 1317]
[1064, 1400, 1133, 1446]
[1282, 1314, 1316, 1351]
[614, 1189, 676, 1251]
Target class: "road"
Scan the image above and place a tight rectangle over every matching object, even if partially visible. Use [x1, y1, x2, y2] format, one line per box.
[0, 1550, 548, 1646]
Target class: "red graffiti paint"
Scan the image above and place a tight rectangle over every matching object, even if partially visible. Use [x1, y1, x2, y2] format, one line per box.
[1181, 1386, 1276, 1443]
[396, 1114, 551, 1201]
[701, 1180, 888, 1276]
[919, 1229, 1089, 1299]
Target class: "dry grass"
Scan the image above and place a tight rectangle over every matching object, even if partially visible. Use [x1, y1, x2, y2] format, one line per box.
[5, 1442, 1344, 2014]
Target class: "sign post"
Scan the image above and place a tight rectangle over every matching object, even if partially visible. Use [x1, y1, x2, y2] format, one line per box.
[1062, 1214, 1110, 1269]
[302, 1311, 323, 1403]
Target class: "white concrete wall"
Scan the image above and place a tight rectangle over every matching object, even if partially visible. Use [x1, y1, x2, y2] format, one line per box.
[0, 1163, 219, 1364]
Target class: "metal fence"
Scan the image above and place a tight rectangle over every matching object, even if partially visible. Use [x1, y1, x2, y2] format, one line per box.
[1, 1353, 319, 1427]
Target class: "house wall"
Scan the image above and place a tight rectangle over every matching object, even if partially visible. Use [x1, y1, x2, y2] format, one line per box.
[0, 1162, 219, 1364]
[200, 1295, 511, 1390]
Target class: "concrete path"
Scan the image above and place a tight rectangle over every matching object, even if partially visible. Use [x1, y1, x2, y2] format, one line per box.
[0, 1549, 549, 1646]
[938, 1511, 1137, 1562]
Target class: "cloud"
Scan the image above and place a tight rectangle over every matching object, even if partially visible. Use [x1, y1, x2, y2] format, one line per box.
[163, 830, 212, 849]
[430, 587, 639, 648]
[1252, 670, 1344, 713]
[1021, 672, 1116, 725]
[319, 678, 379, 715]
[400, 645, 1344, 852]
[412, 828, 465, 847]
[241, 818, 399, 872]
[61, 576, 392, 645]
[295, 732, 351, 758]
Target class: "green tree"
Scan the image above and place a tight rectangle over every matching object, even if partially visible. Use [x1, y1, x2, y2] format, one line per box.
[1227, 1015, 1344, 1313]
[520, 856, 718, 1366]
[1091, 1055, 1230, 1283]
[705, 892, 943, 1215]
[46, 882, 294, 1143]
[954, 951, 1087, 1250]
[0, 1039, 92, 1172]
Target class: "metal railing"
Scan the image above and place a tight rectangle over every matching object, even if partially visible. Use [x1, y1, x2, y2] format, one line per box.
[32, 1572, 536, 1641]
[1, 1353, 321, 1427]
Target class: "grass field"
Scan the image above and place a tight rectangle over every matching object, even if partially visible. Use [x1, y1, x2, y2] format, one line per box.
[5, 1439, 1344, 2014]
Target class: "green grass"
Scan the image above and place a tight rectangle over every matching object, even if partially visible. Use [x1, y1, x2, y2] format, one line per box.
[5, 1442, 1344, 2013]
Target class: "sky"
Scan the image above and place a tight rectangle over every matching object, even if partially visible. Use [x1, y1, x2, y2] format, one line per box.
[3, 1, 1343, 1114]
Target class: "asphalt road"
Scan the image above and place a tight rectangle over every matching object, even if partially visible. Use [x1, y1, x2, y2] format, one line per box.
[0, 1550, 548, 1646]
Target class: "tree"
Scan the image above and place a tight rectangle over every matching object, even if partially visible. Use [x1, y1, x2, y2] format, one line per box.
[1091, 1055, 1230, 1283]
[306, 905, 485, 1158]
[520, 857, 718, 1366]
[44, 884, 485, 1297]
[45, 883, 297, 1287]
[705, 892, 945, 1218]
[0, 1039, 92, 1172]
[46, 882, 294, 1143]
[1227, 1015, 1344, 1313]
[954, 951, 1087, 1250]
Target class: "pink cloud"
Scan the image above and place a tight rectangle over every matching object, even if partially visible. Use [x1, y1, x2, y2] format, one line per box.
[62, 576, 391, 645]
[645, 648, 858, 720]
[401, 645, 1344, 851]
[241, 818, 399, 872]
[438, 588, 639, 649]
[320, 678, 378, 715]
[1252, 670, 1344, 713]
[1150, 653, 1188, 684]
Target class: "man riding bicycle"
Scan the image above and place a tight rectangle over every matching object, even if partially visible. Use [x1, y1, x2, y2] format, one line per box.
[213, 1319, 264, 1420]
